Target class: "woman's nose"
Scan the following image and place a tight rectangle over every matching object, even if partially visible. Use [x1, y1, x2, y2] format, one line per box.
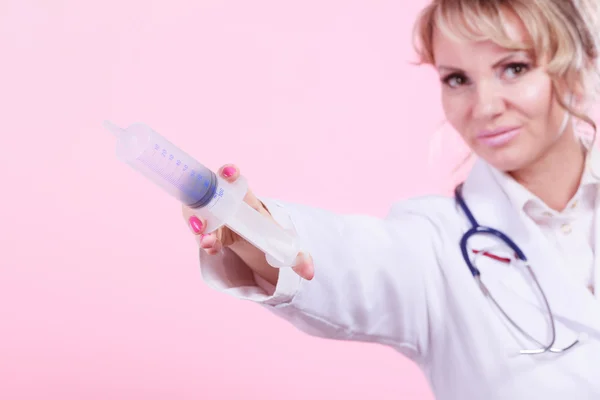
[472, 81, 505, 120]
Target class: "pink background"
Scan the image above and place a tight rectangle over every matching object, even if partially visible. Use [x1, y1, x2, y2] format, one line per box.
[1, 1, 477, 399]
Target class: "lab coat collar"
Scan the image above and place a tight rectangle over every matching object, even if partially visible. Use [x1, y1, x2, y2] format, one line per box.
[584, 138, 600, 185]
[460, 153, 600, 340]
[485, 137, 600, 214]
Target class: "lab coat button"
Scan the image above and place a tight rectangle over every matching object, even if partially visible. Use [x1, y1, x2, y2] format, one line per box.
[561, 223, 572, 234]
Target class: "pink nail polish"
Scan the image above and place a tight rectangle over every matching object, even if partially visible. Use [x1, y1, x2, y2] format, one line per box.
[222, 166, 236, 177]
[189, 216, 203, 233]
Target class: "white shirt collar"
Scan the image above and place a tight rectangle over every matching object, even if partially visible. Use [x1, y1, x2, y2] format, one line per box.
[486, 138, 600, 218]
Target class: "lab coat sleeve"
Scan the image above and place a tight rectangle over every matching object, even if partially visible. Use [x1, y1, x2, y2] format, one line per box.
[197, 197, 445, 360]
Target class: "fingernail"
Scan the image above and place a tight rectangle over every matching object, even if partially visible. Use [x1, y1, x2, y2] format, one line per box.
[189, 216, 203, 234]
[222, 166, 236, 178]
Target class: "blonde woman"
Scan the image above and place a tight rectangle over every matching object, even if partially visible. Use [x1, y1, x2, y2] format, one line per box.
[183, 0, 600, 398]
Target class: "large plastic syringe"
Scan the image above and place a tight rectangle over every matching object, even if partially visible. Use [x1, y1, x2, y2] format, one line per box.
[104, 121, 301, 268]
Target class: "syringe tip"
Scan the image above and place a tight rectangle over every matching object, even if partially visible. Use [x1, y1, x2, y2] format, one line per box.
[103, 120, 124, 137]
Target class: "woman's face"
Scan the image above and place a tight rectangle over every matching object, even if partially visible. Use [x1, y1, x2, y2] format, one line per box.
[431, 14, 571, 173]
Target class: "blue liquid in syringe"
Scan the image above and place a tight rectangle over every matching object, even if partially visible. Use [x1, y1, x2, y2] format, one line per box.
[133, 141, 218, 208]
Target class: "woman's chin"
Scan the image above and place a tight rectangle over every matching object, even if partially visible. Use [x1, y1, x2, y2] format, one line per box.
[479, 149, 530, 174]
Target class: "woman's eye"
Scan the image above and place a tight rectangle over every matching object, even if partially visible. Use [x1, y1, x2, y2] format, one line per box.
[442, 74, 468, 88]
[503, 62, 530, 79]
[440, 62, 530, 88]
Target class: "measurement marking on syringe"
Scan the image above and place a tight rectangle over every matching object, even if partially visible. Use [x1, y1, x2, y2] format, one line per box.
[154, 147, 190, 187]
[145, 145, 199, 187]
[139, 150, 183, 186]
[140, 157, 185, 187]
[138, 156, 200, 198]
[137, 149, 209, 200]
[144, 146, 183, 184]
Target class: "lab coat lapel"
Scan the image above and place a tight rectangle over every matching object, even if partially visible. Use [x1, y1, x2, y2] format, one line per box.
[460, 159, 600, 338]
[593, 189, 600, 298]
[590, 150, 600, 300]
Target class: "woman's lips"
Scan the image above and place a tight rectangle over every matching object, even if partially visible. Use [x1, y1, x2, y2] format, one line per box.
[476, 126, 522, 147]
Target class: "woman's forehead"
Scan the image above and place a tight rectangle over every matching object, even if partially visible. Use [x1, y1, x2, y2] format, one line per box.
[431, 11, 531, 67]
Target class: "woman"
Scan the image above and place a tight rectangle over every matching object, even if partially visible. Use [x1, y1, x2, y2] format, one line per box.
[182, 0, 600, 398]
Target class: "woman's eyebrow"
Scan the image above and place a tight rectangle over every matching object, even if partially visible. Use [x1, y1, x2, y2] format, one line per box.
[436, 51, 529, 73]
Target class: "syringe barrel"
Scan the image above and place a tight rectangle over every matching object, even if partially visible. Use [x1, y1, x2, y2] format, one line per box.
[114, 123, 218, 208]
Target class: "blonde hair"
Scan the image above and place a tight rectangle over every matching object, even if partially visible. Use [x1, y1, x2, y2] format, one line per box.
[412, 0, 600, 175]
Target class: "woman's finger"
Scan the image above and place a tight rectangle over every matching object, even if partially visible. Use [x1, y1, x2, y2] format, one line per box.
[199, 233, 223, 255]
[292, 253, 315, 280]
[244, 187, 271, 216]
[188, 215, 206, 235]
[182, 206, 206, 234]
[218, 164, 240, 183]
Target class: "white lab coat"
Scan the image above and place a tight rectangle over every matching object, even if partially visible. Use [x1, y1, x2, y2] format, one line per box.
[198, 154, 600, 399]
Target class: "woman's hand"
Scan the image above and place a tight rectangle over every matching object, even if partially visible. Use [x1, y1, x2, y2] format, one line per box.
[182, 164, 314, 285]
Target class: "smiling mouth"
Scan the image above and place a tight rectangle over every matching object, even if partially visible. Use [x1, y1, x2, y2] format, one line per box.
[477, 126, 522, 138]
[476, 127, 522, 147]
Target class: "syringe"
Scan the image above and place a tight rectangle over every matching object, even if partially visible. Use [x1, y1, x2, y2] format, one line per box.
[104, 120, 301, 268]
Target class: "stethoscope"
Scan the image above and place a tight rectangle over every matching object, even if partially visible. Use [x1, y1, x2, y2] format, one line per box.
[454, 183, 581, 355]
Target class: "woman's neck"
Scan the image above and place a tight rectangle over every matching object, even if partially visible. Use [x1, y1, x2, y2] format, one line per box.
[509, 132, 586, 211]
